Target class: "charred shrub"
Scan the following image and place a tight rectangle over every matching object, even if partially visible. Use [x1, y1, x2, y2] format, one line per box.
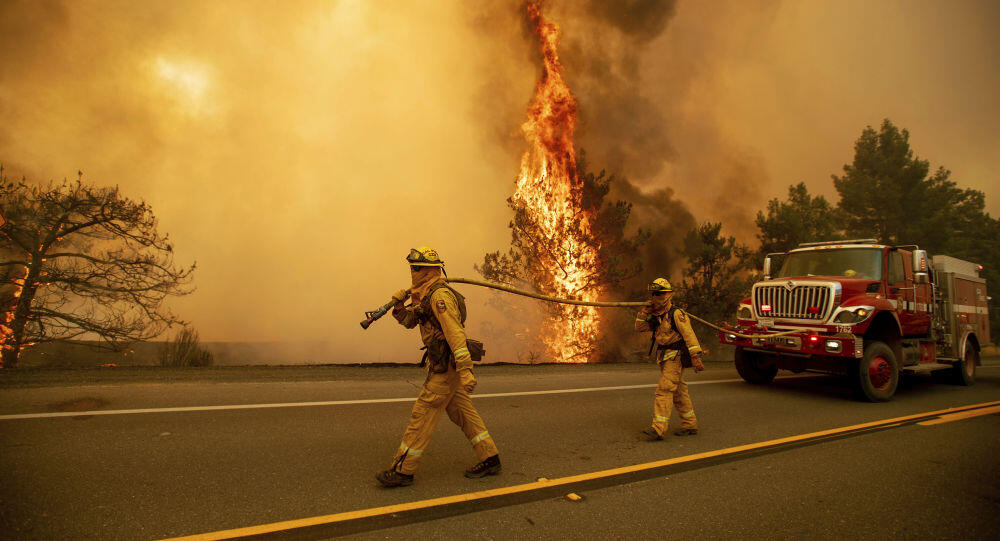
[160, 327, 213, 367]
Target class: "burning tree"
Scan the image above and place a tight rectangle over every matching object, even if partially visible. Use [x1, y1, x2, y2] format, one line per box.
[478, 1, 645, 362]
[0, 172, 195, 369]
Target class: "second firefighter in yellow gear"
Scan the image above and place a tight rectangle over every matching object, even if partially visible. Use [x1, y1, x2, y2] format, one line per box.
[375, 247, 500, 487]
[635, 277, 706, 440]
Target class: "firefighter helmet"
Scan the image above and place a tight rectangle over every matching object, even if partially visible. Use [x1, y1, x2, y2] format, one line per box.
[648, 277, 674, 293]
[406, 246, 445, 267]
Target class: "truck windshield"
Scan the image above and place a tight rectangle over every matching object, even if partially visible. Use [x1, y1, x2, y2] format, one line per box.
[777, 248, 883, 280]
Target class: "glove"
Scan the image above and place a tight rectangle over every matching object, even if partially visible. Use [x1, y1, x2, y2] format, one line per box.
[391, 289, 409, 303]
[458, 367, 477, 393]
[691, 354, 705, 372]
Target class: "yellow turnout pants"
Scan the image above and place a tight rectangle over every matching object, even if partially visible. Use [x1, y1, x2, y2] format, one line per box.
[651, 358, 698, 435]
[392, 365, 498, 474]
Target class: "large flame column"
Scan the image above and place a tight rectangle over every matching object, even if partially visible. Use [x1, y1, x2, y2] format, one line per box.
[510, 1, 602, 362]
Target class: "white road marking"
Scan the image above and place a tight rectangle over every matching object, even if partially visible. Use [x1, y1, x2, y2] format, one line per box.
[0, 376, 788, 421]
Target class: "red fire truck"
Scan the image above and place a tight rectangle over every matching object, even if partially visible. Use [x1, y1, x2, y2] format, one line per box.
[718, 239, 991, 401]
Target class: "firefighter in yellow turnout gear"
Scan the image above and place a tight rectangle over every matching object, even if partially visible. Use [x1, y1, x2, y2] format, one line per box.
[635, 278, 706, 441]
[375, 247, 500, 487]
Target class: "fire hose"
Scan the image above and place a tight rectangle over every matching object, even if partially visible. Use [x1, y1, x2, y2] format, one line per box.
[360, 277, 801, 340]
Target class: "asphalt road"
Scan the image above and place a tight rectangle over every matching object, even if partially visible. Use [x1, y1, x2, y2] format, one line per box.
[1, 362, 999, 540]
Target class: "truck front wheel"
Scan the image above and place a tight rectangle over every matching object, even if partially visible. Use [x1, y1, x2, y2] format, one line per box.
[853, 341, 899, 402]
[734, 347, 778, 384]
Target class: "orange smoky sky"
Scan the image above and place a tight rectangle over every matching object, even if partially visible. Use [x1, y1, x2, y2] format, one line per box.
[1, 0, 996, 361]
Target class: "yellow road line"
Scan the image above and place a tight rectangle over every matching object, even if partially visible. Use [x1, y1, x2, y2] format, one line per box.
[163, 400, 1000, 541]
[917, 404, 1000, 426]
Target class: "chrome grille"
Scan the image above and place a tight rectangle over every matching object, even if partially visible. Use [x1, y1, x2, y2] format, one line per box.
[753, 283, 833, 321]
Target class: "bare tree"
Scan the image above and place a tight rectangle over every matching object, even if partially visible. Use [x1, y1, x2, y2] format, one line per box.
[0, 170, 195, 368]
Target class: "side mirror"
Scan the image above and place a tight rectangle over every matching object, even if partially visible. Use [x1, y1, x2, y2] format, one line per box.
[763, 256, 772, 280]
[912, 249, 929, 284]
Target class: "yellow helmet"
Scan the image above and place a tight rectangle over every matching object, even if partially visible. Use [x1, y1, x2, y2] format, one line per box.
[406, 246, 445, 267]
[648, 277, 673, 292]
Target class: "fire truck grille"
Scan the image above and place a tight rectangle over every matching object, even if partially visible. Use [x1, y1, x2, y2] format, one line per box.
[754, 285, 833, 321]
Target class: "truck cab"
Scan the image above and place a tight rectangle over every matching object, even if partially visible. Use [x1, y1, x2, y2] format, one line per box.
[719, 239, 990, 401]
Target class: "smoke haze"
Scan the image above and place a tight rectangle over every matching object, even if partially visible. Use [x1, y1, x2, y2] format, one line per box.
[2, 0, 996, 362]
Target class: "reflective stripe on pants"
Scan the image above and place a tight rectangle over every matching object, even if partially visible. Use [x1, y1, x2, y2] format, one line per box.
[392, 365, 499, 474]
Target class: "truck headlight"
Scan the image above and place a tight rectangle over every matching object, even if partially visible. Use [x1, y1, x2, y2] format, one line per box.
[737, 306, 752, 320]
[833, 306, 874, 324]
[834, 311, 859, 324]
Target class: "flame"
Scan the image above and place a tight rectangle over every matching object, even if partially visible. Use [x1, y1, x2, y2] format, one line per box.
[511, 1, 601, 363]
[0, 265, 27, 367]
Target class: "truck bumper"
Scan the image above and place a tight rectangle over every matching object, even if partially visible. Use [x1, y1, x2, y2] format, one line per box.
[718, 327, 863, 359]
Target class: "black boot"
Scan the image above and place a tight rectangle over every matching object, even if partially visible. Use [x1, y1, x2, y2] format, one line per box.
[375, 468, 414, 487]
[641, 427, 663, 441]
[464, 455, 501, 478]
[673, 428, 699, 436]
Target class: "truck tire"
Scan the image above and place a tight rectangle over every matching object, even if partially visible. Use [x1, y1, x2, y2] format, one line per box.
[734, 347, 778, 384]
[853, 341, 899, 402]
[951, 343, 977, 386]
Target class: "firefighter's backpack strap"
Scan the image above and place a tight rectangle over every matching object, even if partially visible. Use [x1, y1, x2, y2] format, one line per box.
[418, 283, 468, 326]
